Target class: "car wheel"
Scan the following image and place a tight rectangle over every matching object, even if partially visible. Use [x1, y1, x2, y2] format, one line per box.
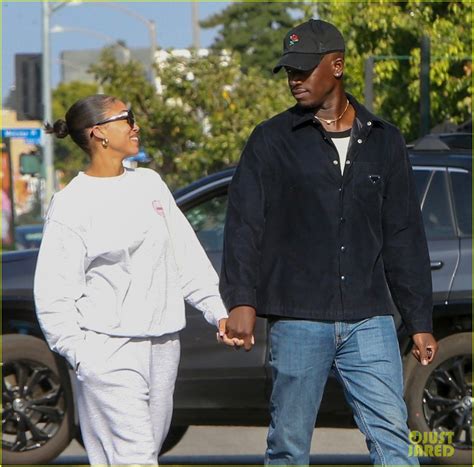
[2, 334, 74, 464]
[405, 332, 472, 465]
[160, 425, 188, 454]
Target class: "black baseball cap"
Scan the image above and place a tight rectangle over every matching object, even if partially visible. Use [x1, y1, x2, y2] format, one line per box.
[273, 19, 345, 74]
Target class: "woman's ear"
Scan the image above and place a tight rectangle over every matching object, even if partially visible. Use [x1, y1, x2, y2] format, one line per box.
[90, 126, 107, 141]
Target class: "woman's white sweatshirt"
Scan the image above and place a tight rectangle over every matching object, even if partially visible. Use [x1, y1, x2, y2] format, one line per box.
[34, 168, 227, 369]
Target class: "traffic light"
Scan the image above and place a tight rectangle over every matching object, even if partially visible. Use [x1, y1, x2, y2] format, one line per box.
[15, 54, 43, 121]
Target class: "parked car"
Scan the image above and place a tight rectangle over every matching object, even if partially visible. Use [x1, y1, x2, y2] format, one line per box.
[2, 137, 472, 465]
[14, 224, 44, 250]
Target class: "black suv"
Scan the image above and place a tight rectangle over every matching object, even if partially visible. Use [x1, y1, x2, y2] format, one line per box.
[2, 134, 472, 465]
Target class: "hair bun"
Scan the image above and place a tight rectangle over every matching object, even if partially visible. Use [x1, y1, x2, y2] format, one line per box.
[44, 119, 69, 138]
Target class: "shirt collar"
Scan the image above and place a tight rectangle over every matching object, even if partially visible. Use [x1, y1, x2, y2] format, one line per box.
[290, 93, 385, 130]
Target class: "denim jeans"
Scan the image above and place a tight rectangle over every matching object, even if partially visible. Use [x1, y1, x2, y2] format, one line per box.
[264, 316, 418, 466]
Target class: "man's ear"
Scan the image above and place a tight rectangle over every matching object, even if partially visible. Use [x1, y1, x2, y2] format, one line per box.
[333, 55, 344, 77]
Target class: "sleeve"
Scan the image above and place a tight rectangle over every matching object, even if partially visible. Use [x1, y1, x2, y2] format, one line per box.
[219, 126, 267, 311]
[34, 218, 87, 369]
[159, 177, 227, 327]
[381, 130, 433, 335]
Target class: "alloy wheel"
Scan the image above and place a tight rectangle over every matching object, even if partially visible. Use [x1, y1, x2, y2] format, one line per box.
[2, 359, 65, 452]
[422, 355, 472, 450]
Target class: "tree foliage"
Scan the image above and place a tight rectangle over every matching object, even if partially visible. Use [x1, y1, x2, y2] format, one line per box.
[318, 0, 472, 140]
[52, 81, 100, 182]
[54, 48, 292, 188]
[200, 2, 299, 76]
[202, 1, 472, 140]
[52, 2, 471, 187]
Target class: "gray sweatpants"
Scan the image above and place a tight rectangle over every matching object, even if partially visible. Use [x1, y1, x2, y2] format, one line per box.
[75, 329, 180, 465]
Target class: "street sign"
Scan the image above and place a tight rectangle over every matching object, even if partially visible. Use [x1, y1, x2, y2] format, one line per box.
[1, 128, 42, 144]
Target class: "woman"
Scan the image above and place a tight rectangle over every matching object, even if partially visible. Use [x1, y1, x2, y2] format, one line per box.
[34, 95, 238, 465]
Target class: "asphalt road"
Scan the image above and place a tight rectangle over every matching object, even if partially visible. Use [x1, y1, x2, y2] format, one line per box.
[54, 426, 434, 465]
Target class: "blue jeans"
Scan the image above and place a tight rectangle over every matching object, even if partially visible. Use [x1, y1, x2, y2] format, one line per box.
[264, 316, 418, 466]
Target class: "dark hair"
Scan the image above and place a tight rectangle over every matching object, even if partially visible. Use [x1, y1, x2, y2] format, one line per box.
[44, 94, 117, 154]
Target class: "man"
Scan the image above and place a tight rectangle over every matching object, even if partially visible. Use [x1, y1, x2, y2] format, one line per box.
[219, 19, 438, 466]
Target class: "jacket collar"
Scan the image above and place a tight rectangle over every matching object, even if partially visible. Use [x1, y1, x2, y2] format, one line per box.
[290, 93, 385, 130]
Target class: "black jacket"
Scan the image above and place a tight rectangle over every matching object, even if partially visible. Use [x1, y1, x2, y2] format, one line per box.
[219, 93, 433, 335]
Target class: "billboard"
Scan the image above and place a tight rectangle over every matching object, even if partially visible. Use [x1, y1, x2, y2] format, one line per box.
[1, 139, 15, 249]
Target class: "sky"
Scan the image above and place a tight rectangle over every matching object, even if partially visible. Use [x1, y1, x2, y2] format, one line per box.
[2, 1, 230, 100]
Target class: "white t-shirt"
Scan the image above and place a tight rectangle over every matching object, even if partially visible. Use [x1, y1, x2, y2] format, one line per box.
[34, 167, 227, 369]
[328, 128, 351, 174]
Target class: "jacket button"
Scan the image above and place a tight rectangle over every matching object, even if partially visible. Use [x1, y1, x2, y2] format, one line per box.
[338, 187, 343, 192]
[333, 160, 339, 165]
[340, 217, 345, 223]
[340, 246, 346, 252]
[341, 275, 346, 281]
[345, 160, 351, 165]
[367, 121, 372, 126]
[357, 139, 363, 144]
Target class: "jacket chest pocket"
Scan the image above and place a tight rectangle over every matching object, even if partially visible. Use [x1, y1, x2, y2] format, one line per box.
[352, 162, 384, 206]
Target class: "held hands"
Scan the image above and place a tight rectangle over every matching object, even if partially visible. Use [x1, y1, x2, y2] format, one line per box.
[411, 332, 438, 365]
[220, 306, 256, 351]
[217, 318, 245, 347]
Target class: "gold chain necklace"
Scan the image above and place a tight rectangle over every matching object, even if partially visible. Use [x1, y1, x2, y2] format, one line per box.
[314, 99, 350, 125]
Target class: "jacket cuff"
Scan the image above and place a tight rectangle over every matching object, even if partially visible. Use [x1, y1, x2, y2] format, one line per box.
[404, 319, 433, 336]
[222, 287, 257, 312]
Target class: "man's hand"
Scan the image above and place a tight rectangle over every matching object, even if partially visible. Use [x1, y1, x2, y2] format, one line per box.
[411, 332, 438, 366]
[226, 306, 257, 351]
[216, 318, 244, 347]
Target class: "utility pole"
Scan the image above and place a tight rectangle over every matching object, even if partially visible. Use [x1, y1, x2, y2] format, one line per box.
[420, 35, 431, 137]
[192, 2, 200, 49]
[98, 2, 158, 89]
[149, 20, 157, 86]
[364, 56, 375, 112]
[41, 2, 55, 209]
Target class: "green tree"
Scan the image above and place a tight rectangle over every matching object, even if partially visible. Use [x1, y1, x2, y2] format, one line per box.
[88, 47, 293, 188]
[317, 0, 471, 140]
[52, 81, 100, 182]
[202, 1, 471, 141]
[200, 2, 302, 76]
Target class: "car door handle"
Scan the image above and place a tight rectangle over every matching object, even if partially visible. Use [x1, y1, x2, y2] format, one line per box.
[430, 260, 444, 270]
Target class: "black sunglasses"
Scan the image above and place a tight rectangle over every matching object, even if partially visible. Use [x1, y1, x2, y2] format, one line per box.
[90, 109, 135, 137]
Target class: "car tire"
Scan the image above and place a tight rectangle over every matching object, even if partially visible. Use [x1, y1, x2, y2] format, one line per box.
[404, 332, 472, 465]
[160, 425, 189, 455]
[2, 334, 75, 464]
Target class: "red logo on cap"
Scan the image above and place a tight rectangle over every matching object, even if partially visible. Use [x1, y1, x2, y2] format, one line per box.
[289, 34, 299, 46]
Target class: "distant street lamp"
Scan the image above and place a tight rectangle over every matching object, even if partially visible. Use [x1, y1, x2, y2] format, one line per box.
[50, 25, 130, 61]
[41, 1, 157, 209]
[91, 3, 157, 88]
[65, 1, 157, 86]
[51, 25, 120, 45]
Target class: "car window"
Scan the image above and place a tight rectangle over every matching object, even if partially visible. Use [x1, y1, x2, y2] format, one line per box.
[412, 169, 431, 204]
[421, 171, 455, 239]
[450, 171, 472, 237]
[440, 134, 472, 150]
[184, 194, 228, 252]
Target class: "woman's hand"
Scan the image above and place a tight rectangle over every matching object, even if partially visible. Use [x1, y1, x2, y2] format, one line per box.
[216, 318, 245, 347]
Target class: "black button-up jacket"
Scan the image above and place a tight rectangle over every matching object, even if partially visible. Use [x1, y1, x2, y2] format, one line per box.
[220, 93, 433, 335]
